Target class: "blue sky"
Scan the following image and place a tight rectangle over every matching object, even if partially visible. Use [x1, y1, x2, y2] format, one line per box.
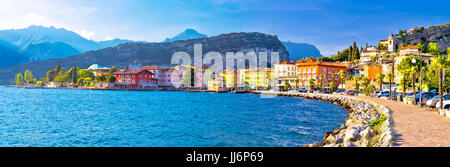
[0, 0, 449, 55]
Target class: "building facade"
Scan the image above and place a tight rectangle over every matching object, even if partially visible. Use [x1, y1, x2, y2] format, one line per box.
[296, 59, 347, 88]
[113, 69, 158, 88]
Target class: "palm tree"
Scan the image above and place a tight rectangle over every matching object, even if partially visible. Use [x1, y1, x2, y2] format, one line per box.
[386, 72, 393, 99]
[319, 74, 325, 90]
[308, 79, 316, 92]
[338, 70, 346, 89]
[398, 58, 413, 99]
[430, 55, 448, 109]
[284, 81, 291, 91]
[353, 76, 361, 96]
[375, 73, 385, 91]
[294, 79, 300, 89]
[330, 82, 336, 93]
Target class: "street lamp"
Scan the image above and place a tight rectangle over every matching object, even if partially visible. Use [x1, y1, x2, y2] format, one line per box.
[411, 57, 423, 106]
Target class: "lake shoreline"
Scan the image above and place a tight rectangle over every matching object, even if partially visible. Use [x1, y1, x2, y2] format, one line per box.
[4, 85, 394, 147]
[249, 91, 395, 147]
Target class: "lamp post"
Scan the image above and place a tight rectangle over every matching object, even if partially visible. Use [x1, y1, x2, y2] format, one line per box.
[411, 57, 422, 106]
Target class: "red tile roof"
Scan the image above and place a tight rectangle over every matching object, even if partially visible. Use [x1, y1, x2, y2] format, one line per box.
[113, 69, 154, 75]
[277, 61, 295, 65]
[141, 66, 159, 70]
[400, 46, 418, 50]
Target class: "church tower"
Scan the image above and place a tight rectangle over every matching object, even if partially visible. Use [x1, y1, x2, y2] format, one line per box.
[388, 34, 396, 52]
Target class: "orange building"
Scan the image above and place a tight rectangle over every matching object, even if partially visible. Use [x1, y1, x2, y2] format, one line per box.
[296, 59, 347, 88]
[363, 64, 382, 83]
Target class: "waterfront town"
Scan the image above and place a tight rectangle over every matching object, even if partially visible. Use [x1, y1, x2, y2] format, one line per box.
[13, 31, 450, 113]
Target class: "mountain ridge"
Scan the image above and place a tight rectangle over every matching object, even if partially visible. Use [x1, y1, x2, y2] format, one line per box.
[0, 25, 144, 68]
[0, 32, 289, 84]
[164, 28, 207, 42]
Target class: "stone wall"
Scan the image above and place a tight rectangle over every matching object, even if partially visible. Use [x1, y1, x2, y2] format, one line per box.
[255, 91, 395, 147]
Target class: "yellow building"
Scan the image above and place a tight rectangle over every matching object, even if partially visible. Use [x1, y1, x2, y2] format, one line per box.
[393, 46, 433, 84]
[220, 69, 239, 88]
[207, 74, 225, 92]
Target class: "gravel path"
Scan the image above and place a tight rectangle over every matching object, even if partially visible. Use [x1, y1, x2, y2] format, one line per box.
[353, 96, 450, 147]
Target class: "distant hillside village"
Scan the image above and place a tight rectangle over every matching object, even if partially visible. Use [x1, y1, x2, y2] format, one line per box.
[13, 24, 450, 98]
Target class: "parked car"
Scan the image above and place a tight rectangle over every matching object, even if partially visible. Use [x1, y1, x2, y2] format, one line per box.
[288, 89, 297, 92]
[376, 91, 390, 98]
[298, 88, 308, 93]
[413, 92, 437, 104]
[404, 91, 421, 103]
[372, 91, 381, 97]
[435, 94, 450, 109]
[347, 90, 357, 95]
[426, 95, 441, 108]
[379, 92, 390, 99]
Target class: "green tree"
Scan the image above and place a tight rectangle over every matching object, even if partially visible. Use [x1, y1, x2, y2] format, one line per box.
[352, 41, 360, 61]
[284, 81, 291, 90]
[182, 67, 198, 87]
[67, 67, 80, 83]
[308, 79, 316, 92]
[56, 61, 62, 74]
[353, 76, 361, 95]
[429, 55, 449, 109]
[78, 69, 94, 79]
[95, 74, 107, 82]
[428, 42, 440, 56]
[107, 75, 116, 83]
[359, 77, 372, 96]
[417, 43, 427, 53]
[375, 73, 385, 91]
[397, 57, 413, 98]
[330, 82, 337, 93]
[54, 74, 70, 83]
[319, 74, 325, 90]
[108, 66, 119, 75]
[370, 55, 379, 64]
[386, 72, 394, 99]
[23, 69, 34, 85]
[294, 79, 299, 89]
[338, 70, 346, 89]
[15, 73, 24, 85]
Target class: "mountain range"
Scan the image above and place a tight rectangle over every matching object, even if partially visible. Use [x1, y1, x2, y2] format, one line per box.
[0, 25, 143, 67]
[0, 32, 290, 84]
[163, 28, 322, 60]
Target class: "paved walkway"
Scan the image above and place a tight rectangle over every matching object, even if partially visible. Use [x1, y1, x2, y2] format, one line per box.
[354, 96, 450, 147]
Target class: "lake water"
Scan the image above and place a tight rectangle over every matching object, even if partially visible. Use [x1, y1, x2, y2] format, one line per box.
[0, 86, 348, 147]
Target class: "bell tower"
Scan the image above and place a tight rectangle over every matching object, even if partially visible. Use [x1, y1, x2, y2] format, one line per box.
[388, 34, 395, 52]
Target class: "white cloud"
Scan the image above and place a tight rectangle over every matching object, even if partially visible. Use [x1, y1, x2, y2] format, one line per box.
[105, 36, 114, 40]
[27, 13, 48, 20]
[77, 30, 95, 40]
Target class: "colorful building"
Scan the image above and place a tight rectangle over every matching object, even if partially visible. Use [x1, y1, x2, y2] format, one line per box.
[238, 68, 272, 89]
[207, 73, 225, 92]
[394, 46, 433, 84]
[88, 64, 110, 76]
[274, 61, 297, 89]
[171, 65, 210, 88]
[113, 69, 158, 88]
[296, 58, 347, 88]
[360, 46, 388, 64]
[220, 69, 239, 89]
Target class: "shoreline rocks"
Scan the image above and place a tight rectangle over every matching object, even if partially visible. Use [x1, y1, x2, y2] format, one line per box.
[253, 91, 395, 147]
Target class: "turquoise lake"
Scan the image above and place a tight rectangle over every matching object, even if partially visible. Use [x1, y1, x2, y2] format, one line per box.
[0, 86, 348, 147]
